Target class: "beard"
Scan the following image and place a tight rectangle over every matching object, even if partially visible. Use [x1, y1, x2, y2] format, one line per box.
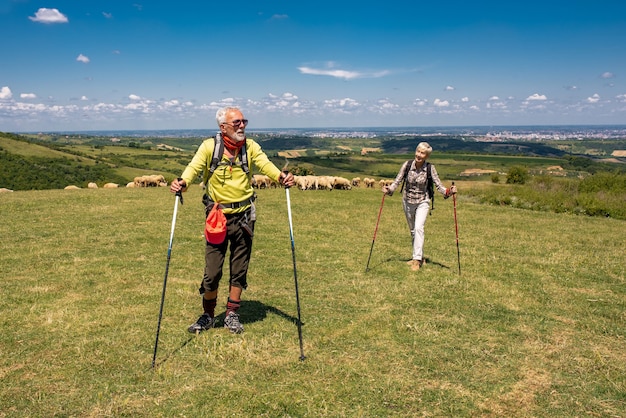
[232, 130, 246, 142]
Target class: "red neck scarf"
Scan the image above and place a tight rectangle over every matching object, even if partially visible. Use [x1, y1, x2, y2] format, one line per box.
[222, 133, 246, 153]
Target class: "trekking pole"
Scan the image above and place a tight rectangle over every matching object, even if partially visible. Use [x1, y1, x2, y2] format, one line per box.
[284, 179, 306, 361]
[365, 193, 386, 273]
[452, 182, 461, 275]
[152, 185, 184, 368]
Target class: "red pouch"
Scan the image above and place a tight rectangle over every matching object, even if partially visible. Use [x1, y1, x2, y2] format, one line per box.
[205, 203, 226, 244]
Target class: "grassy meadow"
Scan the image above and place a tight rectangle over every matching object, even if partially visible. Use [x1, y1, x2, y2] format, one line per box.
[1, 184, 625, 417]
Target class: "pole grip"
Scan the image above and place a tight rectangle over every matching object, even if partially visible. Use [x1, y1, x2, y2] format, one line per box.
[176, 178, 184, 204]
[282, 170, 291, 189]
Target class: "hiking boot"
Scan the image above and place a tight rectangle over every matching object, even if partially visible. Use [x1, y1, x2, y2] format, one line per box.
[187, 314, 216, 333]
[224, 311, 244, 334]
[409, 260, 420, 271]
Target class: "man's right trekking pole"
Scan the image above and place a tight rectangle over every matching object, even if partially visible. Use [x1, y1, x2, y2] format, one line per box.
[365, 193, 386, 273]
[152, 185, 183, 368]
[284, 175, 305, 361]
[452, 182, 461, 276]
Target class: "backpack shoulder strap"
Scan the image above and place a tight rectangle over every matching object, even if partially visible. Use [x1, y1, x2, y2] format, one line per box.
[210, 133, 225, 174]
[240, 140, 250, 175]
[426, 162, 435, 211]
[399, 160, 412, 193]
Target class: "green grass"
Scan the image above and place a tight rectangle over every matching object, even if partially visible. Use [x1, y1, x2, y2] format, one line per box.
[1, 185, 624, 416]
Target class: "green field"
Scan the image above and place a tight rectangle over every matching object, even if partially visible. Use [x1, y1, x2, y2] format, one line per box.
[1, 186, 624, 416]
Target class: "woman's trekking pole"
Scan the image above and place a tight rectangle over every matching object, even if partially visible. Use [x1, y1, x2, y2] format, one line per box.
[365, 193, 386, 273]
[285, 181, 306, 361]
[452, 182, 461, 275]
[152, 187, 183, 368]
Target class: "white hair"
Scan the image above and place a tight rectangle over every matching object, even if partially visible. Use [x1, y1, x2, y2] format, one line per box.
[416, 142, 433, 156]
[215, 107, 240, 126]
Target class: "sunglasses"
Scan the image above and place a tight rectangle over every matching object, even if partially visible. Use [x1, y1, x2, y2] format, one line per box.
[223, 119, 248, 128]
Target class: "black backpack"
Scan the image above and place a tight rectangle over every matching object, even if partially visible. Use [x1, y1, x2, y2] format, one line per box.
[400, 160, 435, 212]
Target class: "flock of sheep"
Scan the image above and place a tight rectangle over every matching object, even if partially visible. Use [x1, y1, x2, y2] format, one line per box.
[59, 174, 395, 191]
[63, 174, 168, 190]
[252, 174, 393, 191]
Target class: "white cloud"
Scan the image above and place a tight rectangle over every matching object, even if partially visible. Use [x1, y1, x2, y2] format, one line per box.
[489, 96, 499, 101]
[526, 93, 547, 101]
[20, 93, 37, 99]
[298, 66, 362, 80]
[129, 94, 142, 101]
[0, 86, 13, 99]
[298, 63, 390, 80]
[163, 100, 181, 109]
[29, 8, 69, 24]
[487, 101, 507, 110]
[601, 72, 614, 79]
[323, 98, 360, 109]
[76, 54, 90, 64]
[461, 97, 469, 102]
[102, 12, 113, 19]
[271, 14, 288, 20]
[433, 99, 449, 107]
[587, 94, 600, 103]
[616, 94, 626, 102]
[445, 86, 455, 91]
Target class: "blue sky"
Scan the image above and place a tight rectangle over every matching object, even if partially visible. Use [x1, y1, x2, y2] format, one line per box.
[1, 0, 625, 132]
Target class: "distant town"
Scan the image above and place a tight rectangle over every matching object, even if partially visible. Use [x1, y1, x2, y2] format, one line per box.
[31, 124, 626, 141]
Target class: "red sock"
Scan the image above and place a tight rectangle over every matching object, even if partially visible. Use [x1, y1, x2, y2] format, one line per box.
[202, 297, 217, 318]
[226, 298, 241, 315]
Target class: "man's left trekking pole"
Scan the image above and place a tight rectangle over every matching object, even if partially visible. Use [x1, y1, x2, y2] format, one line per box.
[284, 174, 305, 361]
[152, 182, 184, 368]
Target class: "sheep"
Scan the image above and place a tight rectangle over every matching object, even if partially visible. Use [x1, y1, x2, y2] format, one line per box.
[252, 174, 272, 189]
[133, 174, 165, 187]
[293, 175, 308, 191]
[316, 176, 335, 191]
[378, 179, 393, 188]
[88, 182, 98, 189]
[0, 188, 14, 193]
[64, 185, 80, 190]
[351, 177, 361, 187]
[363, 178, 375, 188]
[333, 177, 352, 190]
[126, 182, 135, 188]
[103, 183, 119, 188]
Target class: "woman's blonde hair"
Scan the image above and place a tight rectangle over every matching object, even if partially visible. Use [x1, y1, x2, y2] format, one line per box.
[416, 142, 433, 156]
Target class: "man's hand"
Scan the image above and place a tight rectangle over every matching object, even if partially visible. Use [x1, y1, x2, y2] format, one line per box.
[450, 184, 457, 194]
[170, 178, 187, 194]
[280, 171, 295, 187]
